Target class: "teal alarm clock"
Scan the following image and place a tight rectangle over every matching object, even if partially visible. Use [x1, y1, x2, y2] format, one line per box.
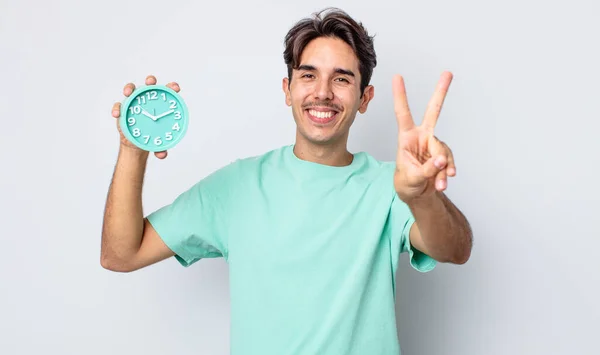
[120, 85, 189, 152]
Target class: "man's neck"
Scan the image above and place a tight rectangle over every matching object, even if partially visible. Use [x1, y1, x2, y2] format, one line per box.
[293, 137, 354, 167]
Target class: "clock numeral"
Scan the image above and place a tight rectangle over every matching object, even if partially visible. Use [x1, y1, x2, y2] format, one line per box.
[169, 100, 177, 109]
[129, 105, 141, 115]
[161, 93, 167, 101]
[143, 135, 150, 144]
[154, 137, 162, 145]
[127, 117, 136, 126]
[165, 132, 173, 141]
[172, 122, 181, 131]
[136, 96, 146, 105]
[146, 91, 158, 100]
[132, 128, 141, 137]
[174, 111, 181, 119]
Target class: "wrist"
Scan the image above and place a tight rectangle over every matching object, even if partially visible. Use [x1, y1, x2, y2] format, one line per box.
[405, 190, 443, 210]
[118, 144, 149, 161]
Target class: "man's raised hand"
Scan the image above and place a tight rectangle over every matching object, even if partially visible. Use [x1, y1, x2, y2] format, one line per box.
[392, 71, 456, 203]
[110, 75, 181, 160]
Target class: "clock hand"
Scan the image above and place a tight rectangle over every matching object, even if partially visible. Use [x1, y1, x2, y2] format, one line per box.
[154, 109, 175, 120]
[141, 109, 157, 121]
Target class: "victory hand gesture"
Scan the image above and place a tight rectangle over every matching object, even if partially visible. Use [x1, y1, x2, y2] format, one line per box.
[392, 72, 456, 203]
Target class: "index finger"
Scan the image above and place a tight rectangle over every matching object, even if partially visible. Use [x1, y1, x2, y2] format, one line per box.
[422, 71, 453, 131]
[145, 75, 157, 85]
[166, 82, 181, 93]
[392, 74, 415, 132]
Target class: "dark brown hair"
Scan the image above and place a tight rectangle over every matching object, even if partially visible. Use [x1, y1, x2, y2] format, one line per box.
[283, 8, 377, 95]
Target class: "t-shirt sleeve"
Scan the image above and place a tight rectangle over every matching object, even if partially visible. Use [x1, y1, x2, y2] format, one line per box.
[388, 193, 437, 273]
[146, 162, 237, 267]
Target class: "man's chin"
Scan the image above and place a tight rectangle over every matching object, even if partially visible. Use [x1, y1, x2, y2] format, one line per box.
[298, 129, 340, 146]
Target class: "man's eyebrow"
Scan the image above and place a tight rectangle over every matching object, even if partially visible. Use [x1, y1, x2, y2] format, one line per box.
[297, 64, 317, 71]
[296, 65, 355, 77]
[334, 68, 355, 77]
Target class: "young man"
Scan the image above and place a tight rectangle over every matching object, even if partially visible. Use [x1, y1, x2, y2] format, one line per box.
[101, 7, 472, 355]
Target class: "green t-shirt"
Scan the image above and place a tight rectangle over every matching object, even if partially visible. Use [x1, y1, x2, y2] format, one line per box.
[147, 144, 436, 355]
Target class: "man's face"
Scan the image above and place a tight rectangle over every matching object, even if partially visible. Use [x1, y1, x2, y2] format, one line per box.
[283, 36, 374, 146]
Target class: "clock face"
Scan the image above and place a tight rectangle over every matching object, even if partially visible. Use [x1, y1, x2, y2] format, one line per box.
[120, 85, 189, 152]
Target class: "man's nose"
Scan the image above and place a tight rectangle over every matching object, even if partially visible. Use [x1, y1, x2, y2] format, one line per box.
[314, 79, 334, 101]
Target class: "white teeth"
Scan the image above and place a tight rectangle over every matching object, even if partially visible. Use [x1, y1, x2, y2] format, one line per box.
[309, 109, 335, 119]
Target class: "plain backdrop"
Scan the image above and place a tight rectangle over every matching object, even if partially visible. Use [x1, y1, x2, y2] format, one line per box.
[1, 0, 598, 354]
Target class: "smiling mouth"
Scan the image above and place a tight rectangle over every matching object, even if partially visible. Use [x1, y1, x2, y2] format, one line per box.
[306, 108, 339, 124]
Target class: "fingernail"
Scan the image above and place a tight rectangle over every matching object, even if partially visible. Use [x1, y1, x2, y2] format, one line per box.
[437, 180, 446, 190]
[434, 157, 444, 168]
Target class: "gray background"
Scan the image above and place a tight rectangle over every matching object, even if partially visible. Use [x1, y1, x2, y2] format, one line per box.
[1, 0, 598, 354]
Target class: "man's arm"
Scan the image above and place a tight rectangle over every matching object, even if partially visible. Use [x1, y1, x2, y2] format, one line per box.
[407, 191, 472, 264]
[391, 72, 472, 264]
[100, 146, 174, 273]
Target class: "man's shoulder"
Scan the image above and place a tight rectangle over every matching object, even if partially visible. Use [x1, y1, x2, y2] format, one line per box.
[355, 151, 396, 178]
[222, 145, 289, 170]
[238, 145, 289, 163]
[186, 145, 289, 196]
[203, 145, 289, 179]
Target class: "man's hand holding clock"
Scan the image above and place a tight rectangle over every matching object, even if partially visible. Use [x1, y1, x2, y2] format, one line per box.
[111, 74, 188, 159]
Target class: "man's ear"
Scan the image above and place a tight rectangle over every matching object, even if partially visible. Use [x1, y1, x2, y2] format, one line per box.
[282, 77, 291, 106]
[358, 85, 375, 113]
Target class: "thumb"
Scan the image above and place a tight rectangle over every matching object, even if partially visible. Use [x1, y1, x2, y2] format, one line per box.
[421, 155, 447, 179]
[154, 151, 168, 159]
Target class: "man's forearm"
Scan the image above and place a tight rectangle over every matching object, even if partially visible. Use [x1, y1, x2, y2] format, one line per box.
[100, 146, 149, 267]
[408, 191, 472, 264]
